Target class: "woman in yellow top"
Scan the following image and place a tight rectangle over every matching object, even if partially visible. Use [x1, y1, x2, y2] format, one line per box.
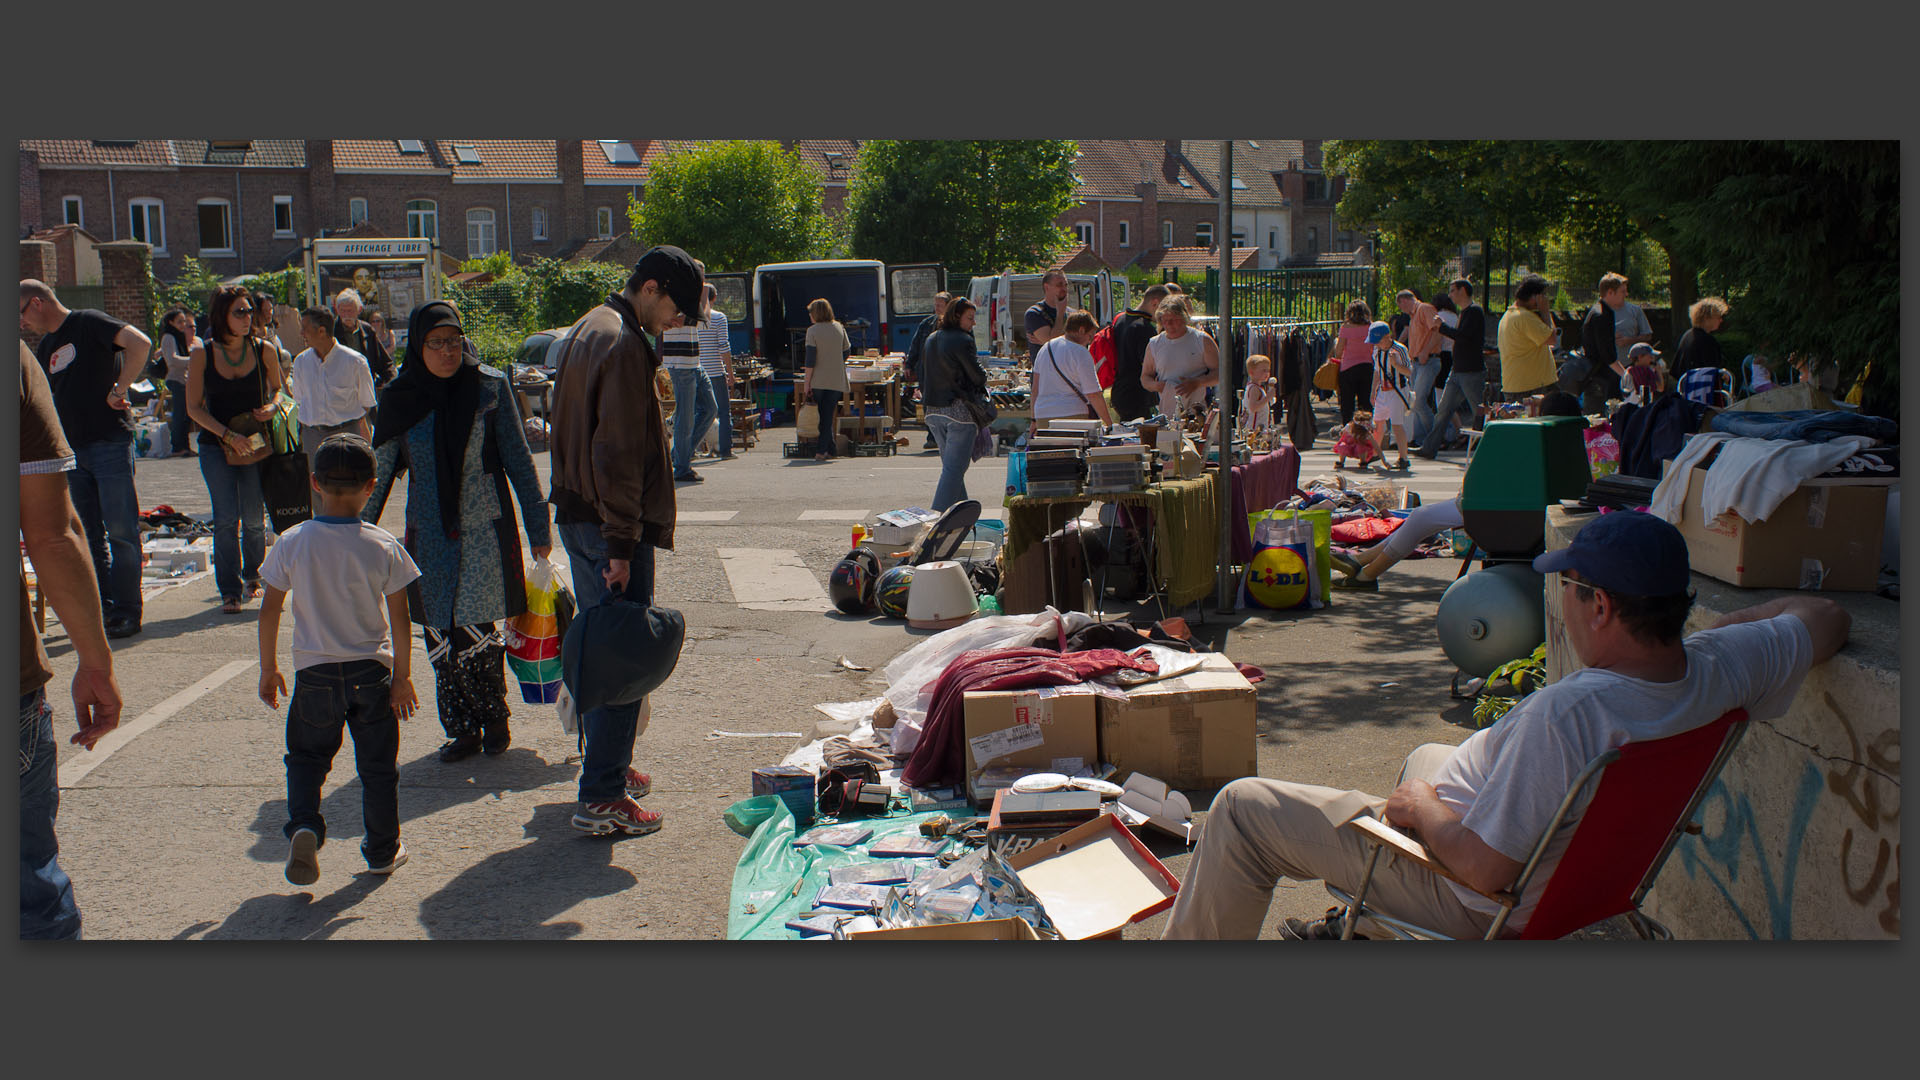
[1495, 274, 1560, 402]
[800, 299, 851, 463]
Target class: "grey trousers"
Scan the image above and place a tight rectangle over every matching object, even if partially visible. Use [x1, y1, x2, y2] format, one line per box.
[1161, 743, 1496, 940]
[301, 420, 368, 510]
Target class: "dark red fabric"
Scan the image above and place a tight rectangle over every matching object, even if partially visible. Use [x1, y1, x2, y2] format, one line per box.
[1329, 515, 1402, 545]
[900, 647, 1159, 789]
[1519, 709, 1746, 940]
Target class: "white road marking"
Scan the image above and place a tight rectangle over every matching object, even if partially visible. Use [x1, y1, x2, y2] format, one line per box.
[717, 548, 833, 612]
[678, 510, 741, 522]
[59, 658, 257, 788]
[797, 510, 869, 522]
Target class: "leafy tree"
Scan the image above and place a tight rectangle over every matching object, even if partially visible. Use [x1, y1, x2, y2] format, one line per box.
[628, 141, 829, 272]
[151, 256, 226, 321]
[524, 256, 631, 330]
[844, 140, 1080, 274]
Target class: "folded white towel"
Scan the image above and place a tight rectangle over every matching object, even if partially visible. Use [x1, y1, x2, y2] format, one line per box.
[1700, 435, 1875, 523]
[1648, 432, 1733, 523]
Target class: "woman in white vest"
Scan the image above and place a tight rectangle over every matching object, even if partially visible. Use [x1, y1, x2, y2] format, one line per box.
[1140, 295, 1219, 421]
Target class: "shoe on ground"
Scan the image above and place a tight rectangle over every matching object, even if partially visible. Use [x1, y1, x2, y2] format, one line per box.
[674, 470, 703, 483]
[718, 454, 738, 461]
[1282, 907, 1369, 940]
[1327, 551, 1363, 577]
[362, 842, 408, 875]
[1333, 460, 1346, 470]
[481, 726, 511, 756]
[1332, 574, 1379, 591]
[220, 597, 245, 615]
[1395, 457, 1411, 471]
[285, 827, 321, 886]
[1413, 447, 1439, 460]
[105, 614, 142, 639]
[572, 797, 664, 837]
[625, 768, 651, 800]
[438, 735, 483, 763]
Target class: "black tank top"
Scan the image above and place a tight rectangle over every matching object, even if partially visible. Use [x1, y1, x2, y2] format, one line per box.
[198, 339, 270, 445]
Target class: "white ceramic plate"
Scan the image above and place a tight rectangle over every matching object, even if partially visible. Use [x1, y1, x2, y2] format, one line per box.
[1010, 772, 1072, 793]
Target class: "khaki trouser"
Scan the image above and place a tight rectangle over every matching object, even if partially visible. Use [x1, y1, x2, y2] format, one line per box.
[1161, 744, 1496, 940]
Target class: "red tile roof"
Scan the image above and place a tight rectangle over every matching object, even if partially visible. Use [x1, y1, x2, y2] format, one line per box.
[20, 140, 180, 169]
[1183, 140, 1301, 208]
[1070, 140, 1217, 202]
[791, 140, 860, 184]
[438, 140, 559, 181]
[1132, 246, 1261, 272]
[170, 140, 307, 168]
[1047, 244, 1115, 273]
[332, 140, 451, 172]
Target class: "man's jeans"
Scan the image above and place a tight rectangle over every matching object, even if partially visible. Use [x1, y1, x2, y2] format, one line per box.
[708, 374, 734, 458]
[924, 413, 977, 512]
[1408, 357, 1443, 445]
[1418, 371, 1486, 455]
[284, 659, 401, 867]
[165, 380, 193, 454]
[558, 521, 658, 804]
[21, 690, 81, 939]
[67, 439, 143, 621]
[198, 448, 266, 601]
[669, 367, 717, 476]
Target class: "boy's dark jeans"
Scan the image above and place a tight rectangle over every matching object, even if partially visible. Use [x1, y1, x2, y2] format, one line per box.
[284, 659, 401, 867]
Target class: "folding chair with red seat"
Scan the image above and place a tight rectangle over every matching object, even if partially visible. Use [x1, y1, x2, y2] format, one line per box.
[1325, 708, 1750, 941]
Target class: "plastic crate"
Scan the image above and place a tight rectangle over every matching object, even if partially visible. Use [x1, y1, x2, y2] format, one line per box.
[851, 440, 895, 457]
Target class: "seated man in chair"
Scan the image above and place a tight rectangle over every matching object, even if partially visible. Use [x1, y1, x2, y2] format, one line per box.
[1162, 511, 1851, 939]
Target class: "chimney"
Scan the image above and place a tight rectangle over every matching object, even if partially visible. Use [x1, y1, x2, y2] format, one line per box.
[20, 148, 43, 236]
[558, 139, 586, 247]
[1135, 181, 1159, 253]
[305, 140, 336, 232]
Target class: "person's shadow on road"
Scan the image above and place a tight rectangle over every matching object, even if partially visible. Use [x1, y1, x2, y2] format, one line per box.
[201, 874, 388, 940]
[417, 802, 638, 939]
[241, 746, 578, 863]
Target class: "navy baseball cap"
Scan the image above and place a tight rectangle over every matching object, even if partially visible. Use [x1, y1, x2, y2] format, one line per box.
[1534, 511, 1691, 596]
[1366, 320, 1393, 344]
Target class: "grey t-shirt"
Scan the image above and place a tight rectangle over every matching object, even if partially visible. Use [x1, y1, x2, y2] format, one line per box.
[1614, 301, 1652, 351]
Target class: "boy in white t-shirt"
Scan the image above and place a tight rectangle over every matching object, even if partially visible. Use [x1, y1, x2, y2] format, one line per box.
[257, 434, 422, 886]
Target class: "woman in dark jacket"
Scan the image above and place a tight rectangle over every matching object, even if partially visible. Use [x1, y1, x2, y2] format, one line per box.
[1671, 296, 1728, 379]
[918, 297, 991, 511]
[366, 301, 552, 762]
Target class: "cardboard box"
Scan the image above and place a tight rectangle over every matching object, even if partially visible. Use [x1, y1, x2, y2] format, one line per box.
[1111, 772, 1194, 844]
[750, 765, 816, 828]
[848, 916, 1042, 941]
[1668, 464, 1890, 591]
[962, 686, 1101, 805]
[1002, 815, 1179, 939]
[1097, 653, 1257, 791]
[986, 788, 1104, 860]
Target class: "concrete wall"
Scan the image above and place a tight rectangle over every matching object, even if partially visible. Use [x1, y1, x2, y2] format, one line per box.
[1542, 506, 1900, 939]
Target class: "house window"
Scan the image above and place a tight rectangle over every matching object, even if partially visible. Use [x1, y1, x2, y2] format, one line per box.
[1195, 222, 1213, 248]
[273, 196, 294, 236]
[1306, 175, 1328, 201]
[531, 206, 548, 241]
[349, 197, 368, 227]
[1307, 227, 1320, 256]
[196, 199, 233, 255]
[406, 199, 438, 241]
[1161, 220, 1173, 247]
[1268, 228, 1278, 250]
[62, 196, 83, 227]
[1073, 221, 1095, 247]
[397, 139, 426, 155]
[1337, 231, 1353, 252]
[596, 207, 614, 239]
[467, 208, 497, 257]
[128, 198, 165, 254]
[1232, 227, 1247, 248]
[1118, 221, 1130, 248]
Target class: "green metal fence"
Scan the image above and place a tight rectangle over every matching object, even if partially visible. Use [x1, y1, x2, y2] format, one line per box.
[1203, 267, 1377, 323]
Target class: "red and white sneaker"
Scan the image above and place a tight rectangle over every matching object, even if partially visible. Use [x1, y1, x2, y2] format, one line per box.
[625, 768, 652, 799]
[572, 797, 664, 836]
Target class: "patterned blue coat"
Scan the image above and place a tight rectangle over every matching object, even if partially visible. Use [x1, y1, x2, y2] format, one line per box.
[365, 369, 551, 630]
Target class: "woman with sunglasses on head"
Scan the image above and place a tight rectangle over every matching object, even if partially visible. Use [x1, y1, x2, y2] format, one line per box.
[365, 301, 552, 763]
[159, 306, 199, 457]
[186, 285, 285, 614]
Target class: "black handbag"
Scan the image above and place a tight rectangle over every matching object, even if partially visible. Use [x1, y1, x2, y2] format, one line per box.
[259, 451, 314, 533]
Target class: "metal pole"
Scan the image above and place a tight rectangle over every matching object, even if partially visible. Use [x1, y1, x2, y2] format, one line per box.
[1215, 140, 1237, 613]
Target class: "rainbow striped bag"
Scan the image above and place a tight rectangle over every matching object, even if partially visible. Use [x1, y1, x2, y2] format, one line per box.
[505, 558, 574, 704]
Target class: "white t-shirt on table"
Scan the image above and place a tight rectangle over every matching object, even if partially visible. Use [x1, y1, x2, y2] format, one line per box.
[258, 517, 422, 673]
[1426, 613, 1814, 932]
[1031, 338, 1103, 420]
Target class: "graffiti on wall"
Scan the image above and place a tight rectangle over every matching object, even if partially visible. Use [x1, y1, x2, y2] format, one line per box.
[1672, 761, 1823, 940]
[1823, 697, 1899, 936]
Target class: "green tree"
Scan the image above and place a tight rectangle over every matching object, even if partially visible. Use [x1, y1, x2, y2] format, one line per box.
[628, 141, 829, 272]
[844, 140, 1080, 274]
[151, 256, 226, 322]
[524, 256, 631, 330]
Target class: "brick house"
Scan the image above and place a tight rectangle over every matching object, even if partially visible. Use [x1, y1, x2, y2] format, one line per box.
[1183, 139, 1359, 266]
[1054, 140, 1221, 272]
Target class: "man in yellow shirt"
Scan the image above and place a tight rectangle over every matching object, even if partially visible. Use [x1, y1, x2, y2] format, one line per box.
[1497, 274, 1560, 401]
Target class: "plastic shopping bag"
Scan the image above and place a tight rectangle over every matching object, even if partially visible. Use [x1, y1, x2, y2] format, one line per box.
[506, 557, 574, 703]
[1241, 507, 1330, 611]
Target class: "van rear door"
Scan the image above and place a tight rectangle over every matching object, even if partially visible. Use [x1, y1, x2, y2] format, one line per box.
[706, 273, 751, 356]
[885, 263, 944, 354]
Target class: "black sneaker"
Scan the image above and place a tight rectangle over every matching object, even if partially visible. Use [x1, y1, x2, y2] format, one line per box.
[438, 735, 483, 763]
[285, 827, 321, 886]
[1282, 907, 1368, 940]
[105, 614, 142, 639]
[1413, 447, 1439, 460]
[481, 724, 511, 756]
[674, 471, 704, 483]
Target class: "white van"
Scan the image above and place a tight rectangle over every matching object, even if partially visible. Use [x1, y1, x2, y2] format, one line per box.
[966, 270, 1126, 360]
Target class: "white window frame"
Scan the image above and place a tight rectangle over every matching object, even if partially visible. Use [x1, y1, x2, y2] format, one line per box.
[128, 198, 165, 255]
[1073, 221, 1095, 247]
[196, 198, 234, 256]
[349, 197, 368, 227]
[1232, 227, 1248, 248]
[1118, 221, 1130, 248]
[467, 207, 497, 257]
[1161, 220, 1173, 247]
[596, 206, 614, 240]
[272, 195, 294, 236]
[1195, 222, 1213, 248]
[406, 199, 438, 242]
[62, 195, 83, 228]
[531, 206, 548, 241]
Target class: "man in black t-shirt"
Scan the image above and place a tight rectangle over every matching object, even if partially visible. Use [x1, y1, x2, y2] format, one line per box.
[1024, 270, 1071, 365]
[1414, 279, 1489, 459]
[1110, 283, 1168, 421]
[20, 279, 153, 637]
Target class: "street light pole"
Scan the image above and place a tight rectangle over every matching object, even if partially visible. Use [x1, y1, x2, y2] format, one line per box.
[1215, 140, 1237, 614]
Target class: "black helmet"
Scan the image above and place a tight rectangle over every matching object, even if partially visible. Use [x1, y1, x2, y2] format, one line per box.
[830, 555, 877, 615]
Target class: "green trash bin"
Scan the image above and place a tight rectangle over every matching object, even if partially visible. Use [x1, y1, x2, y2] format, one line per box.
[1459, 416, 1591, 557]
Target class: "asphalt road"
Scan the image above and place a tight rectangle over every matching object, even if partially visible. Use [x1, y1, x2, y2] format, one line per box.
[41, 406, 1503, 940]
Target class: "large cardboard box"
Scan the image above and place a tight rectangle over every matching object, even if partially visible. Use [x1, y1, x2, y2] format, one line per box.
[962, 686, 1101, 805]
[1003, 815, 1179, 939]
[1668, 464, 1891, 592]
[1097, 653, 1257, 791]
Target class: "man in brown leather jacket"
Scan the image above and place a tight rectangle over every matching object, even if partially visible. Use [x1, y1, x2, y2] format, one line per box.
[548, 245, 705, 837]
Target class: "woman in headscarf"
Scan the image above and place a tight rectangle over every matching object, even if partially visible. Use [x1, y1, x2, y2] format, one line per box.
[365, 301, 552, 763]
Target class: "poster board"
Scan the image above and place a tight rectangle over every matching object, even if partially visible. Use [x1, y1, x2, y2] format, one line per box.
[303, 237, 442, 348]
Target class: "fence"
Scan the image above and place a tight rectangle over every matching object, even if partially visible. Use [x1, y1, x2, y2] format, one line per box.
[1202, 267, 1378, 323]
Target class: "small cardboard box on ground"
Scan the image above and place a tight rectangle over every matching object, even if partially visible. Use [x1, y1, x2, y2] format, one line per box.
[1003, 815, 1180, 939]
[1666, 463, 1891, 591]
[849, 916, 1042, 941]
[962, 685, 1102, 806]
[1097, 652, 1257, 791]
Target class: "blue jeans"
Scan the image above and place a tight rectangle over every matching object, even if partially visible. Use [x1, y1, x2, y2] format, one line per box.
[284, 659, 401, 867]
[1418, 371, 1486, 454]
[67, 439, 143, 621]
[558, 521, 658, 803]
[670, 367, 717, 476]
[198, 449, 267, 601]
[1408, 357, 1443, 444]
[810, 388, 844, 456]
[708, 374, 734, 458]
[924, 413, 977, 511]
[20, 690, 81, 939]
[166, 380, 193, 453]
